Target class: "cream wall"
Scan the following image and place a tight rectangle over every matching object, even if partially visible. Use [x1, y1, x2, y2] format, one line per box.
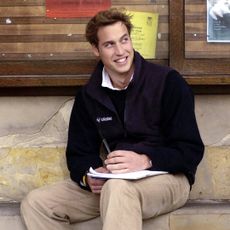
[0, 95, 229, 201]
[195, 95, 230, 146]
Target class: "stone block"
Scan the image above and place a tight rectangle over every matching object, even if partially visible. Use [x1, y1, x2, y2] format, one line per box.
[190, 147, 230, 200]
[170, 201, 230, 230]
[0, 145, 230, 201]
[0, 148, 68, 201]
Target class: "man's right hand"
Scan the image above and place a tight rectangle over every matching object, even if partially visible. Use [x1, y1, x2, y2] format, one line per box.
[87, 167, 108, 194]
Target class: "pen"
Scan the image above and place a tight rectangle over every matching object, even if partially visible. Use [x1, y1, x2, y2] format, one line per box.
[102, 138, 111, 154]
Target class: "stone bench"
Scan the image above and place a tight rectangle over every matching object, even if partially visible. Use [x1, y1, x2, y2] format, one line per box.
[1, 200, 230, 230]
[0, 146, 230, 230]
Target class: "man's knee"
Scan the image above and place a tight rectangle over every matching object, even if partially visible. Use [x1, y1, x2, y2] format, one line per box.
[100, 179, 142, 223]
[102, 179, 137, 197]
[21, 187, 48, 214]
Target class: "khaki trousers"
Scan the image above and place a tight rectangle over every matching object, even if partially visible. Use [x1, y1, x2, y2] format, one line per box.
[20, 173, 190, 230]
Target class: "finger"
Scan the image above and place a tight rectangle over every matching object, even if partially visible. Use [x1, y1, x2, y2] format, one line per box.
[109, 168, 130, 174]
[94, 167, 109, 173]
[87, 177, 106, 187]
[91, 185, 103, 190]
[107, 150, 127, 158]
[104, 156, 125, 165]
[91, 187, 102, 194]
[89, 184, 104, 193]
[106, 162, 127, 172]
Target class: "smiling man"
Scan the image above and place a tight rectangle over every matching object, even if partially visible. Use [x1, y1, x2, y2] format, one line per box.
[91, 21, 134, 90]
[20, 8, 204, 230]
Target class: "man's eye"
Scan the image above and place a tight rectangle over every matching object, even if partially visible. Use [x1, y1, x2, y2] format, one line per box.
[121, 37, 129, 43]
[104, 43, 113, 48]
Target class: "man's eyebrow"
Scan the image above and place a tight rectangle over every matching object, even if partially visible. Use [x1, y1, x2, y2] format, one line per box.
[101, 33, 129, 46]
[120, 33, 129, 40]
[101, 40, 114, 46]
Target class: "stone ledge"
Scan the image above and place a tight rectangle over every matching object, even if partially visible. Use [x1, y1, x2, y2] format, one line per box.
[170, 200, 230, 230]
[0, 202, 20, 216]
[0, 201, 230, 230]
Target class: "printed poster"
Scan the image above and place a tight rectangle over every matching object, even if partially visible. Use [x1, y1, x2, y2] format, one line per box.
[129, 11, 159, 59]
[46, 0, 111, 18]
[207, 0, 230, 42]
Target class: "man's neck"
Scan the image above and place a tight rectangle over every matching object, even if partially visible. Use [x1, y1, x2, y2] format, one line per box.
[106, 67, 134, 90]
[110, 75, 132, 89]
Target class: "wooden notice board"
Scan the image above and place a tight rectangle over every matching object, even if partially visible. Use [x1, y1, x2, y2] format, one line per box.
[0, 0, 229, 95]
[0, 0, 168, 94]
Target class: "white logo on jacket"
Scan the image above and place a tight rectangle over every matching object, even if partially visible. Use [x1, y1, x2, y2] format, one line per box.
[96, 117, 112, 123]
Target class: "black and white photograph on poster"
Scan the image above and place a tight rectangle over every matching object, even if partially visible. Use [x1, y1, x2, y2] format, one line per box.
[207, 0, 230, 42]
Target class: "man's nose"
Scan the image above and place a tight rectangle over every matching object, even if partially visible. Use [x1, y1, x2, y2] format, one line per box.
[115, 44, 124, 55]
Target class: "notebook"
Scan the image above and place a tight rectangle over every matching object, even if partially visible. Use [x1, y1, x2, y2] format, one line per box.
[87, 167, 168, 180]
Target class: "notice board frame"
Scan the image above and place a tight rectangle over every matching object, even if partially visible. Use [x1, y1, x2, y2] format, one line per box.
[169, 0, 230, 86]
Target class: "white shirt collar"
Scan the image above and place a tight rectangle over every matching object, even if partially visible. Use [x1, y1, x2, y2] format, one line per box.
[101, 67, 133, 91]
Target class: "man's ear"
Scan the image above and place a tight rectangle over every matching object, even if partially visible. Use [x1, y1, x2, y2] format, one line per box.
[91, 45, 100, 57]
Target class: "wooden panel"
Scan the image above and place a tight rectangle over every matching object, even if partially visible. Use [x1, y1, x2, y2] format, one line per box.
[0, 6, 44, 16]
[0, 0, 169, 63]
[185, 41, 230, 58]
[185, 1, 230, 59]
[0, 0, 43, 6]
[0, 24, 86, 35]
[0, 58, 168, 95]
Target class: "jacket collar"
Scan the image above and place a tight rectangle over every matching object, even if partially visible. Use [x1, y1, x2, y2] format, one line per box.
[85, 51, 145, 111]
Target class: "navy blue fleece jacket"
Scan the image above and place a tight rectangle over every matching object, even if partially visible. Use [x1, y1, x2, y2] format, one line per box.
[66, 52, 204, 189]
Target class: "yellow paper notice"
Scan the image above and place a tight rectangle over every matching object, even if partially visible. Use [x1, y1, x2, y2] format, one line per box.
[129, 11, 159, 59]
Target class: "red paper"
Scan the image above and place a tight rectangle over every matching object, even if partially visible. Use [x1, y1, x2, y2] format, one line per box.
[46, 0, 111, 18]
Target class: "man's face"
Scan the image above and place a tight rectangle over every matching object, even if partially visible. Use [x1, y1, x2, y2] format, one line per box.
[92, 21, 134, 79]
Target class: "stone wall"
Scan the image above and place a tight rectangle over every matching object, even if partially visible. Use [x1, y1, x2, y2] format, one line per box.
[0, 96, 73, 201]
[0, 95, 229, 201]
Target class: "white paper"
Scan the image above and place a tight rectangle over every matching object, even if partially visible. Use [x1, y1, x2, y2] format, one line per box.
[87, 167, 168, 180]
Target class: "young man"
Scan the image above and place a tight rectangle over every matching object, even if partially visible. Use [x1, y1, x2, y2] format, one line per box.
[20, 8, 204, 230]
